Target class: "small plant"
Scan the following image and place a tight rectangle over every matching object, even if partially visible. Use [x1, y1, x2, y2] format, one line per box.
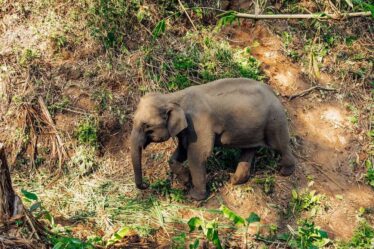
[187, 216, 222, 249]
[171, 232, 187, 249]
[92, 89, 113, 112]
[152, 19, 166, 40]
[70, 146, 98, 176]
[106, 227, 130, 246]
[305, 40, 329, 79]
[290, 184, 324, 216]
[220, 205, 261, 248]
[339, 221, 374, 249]
[364, 159, 374, 188]
[281, 31, 300, 61]
[19, 48, 39, 66]
[150, 179, 185, 202]
[48, 97, 70, 115]
[254, 175, 275, 194]
[286, 220, 331, 249]
[50, 32, 68, 51]
[216, 11, 238, 29]
[75, 118, 99, 148]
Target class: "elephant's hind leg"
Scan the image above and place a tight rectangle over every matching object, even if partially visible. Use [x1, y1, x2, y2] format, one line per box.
[265, 112, 296, 176]
[230, 149, 255, 185]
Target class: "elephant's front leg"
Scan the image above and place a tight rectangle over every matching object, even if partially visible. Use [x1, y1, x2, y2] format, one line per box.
[169, 140, 190, 185]
[187, 139, 214, 200]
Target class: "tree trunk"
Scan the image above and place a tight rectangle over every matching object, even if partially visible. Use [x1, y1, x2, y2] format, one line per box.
[0, 143, 16, 221]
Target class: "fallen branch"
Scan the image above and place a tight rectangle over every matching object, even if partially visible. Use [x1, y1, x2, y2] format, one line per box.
[235, 11, 371, 19]
[38, 97, 68, 168]
[287, 85, 337, 100]
[309, 162, 345, 190]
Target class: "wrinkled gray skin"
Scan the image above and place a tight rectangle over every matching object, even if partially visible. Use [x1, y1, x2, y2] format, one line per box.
[130, 78, 296, 200]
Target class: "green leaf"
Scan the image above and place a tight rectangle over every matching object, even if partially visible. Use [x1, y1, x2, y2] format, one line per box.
[152, 19, 166, 40]
[212, 230, 223, 249]
[188, 217, 203, 232]
[52, 242, 64, 249]
[344, 0, 353, 8]
[246, 212, 261, 224]
[21, 189, 38, 201]
[189, 239, 199, 249]
[29, 202, 41, 212]
[44, 211, 54, 225]
[292, 189, 298, 199]
[277, 233, 291, 241]
[216, 11, 238, 29]
[318, 229, 329, 238]
[106, 227, 130, 246]
[220, 205, 245, 226]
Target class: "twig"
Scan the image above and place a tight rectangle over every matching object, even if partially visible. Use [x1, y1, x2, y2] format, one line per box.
[309, 162, 345, 190]
[235, 11, 371, 19]
[287, 85, 337, 100]
[61, 107, 90, 115]
[25, 212, 40, 240]
[177, 0, 197, 31]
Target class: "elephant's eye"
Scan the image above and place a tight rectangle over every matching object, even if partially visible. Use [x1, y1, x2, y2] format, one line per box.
[146, 129, 153, 135]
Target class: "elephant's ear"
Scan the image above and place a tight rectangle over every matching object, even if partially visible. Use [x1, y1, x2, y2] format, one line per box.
[167, 104, 187, 137]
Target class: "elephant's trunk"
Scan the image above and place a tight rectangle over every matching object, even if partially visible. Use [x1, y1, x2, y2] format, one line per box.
[130, 128, 148, 189]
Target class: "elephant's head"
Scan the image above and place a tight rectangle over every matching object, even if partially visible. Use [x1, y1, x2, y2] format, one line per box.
[130, 93, 188, 189]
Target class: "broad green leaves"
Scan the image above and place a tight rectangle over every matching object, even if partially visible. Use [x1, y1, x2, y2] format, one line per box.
[106, 227, 130, 246]
[21, 189, 38, 201]
[188, 217, 203, 232]
[187, 217, 222, 249]
[220, 205, 245, 226]
[220, 205, 260, 227]
[246, 212, 261, 224]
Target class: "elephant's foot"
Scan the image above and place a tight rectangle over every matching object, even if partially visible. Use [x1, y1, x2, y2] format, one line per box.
[136, 182, 149, 190]
[188, 187, 208, 201]
[279, 164, 295, 176]
[230, 162, 251, 185]
[279, 153, 296, 176]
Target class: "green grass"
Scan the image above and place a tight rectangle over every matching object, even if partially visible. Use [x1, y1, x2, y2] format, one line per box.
[144, 30, 264, 92]
[19, 48, 40, 66]
[75, 118, 99, 148]
[150, 178, 186, 203]
[338, 221, 374, 249]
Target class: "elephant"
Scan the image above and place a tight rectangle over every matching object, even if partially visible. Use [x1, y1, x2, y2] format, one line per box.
[130, 78, 296, 200]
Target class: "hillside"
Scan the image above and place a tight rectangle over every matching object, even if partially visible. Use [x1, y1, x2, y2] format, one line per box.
[0, 0, 373, 248]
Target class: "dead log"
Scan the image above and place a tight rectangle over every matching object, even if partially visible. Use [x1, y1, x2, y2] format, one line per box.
[0, 143, 16, 221]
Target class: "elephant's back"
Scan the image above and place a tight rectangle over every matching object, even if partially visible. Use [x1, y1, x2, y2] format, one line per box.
[188, 78, 275, 98]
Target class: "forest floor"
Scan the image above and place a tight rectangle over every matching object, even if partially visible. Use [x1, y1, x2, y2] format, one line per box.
[0, 0, 373, 248]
